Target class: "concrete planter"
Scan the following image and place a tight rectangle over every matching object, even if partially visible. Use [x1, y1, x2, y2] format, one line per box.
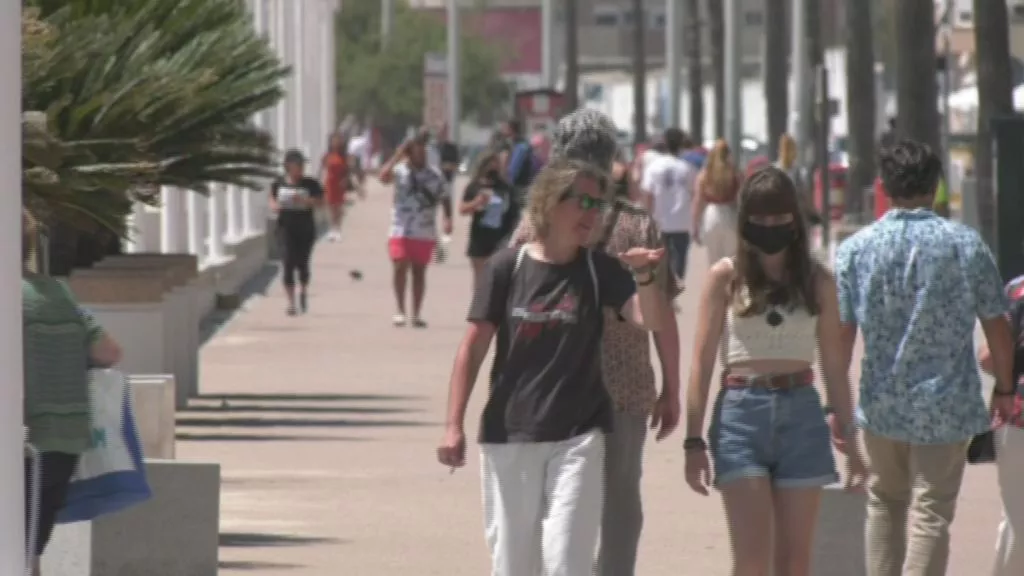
[91, 255, 201, 407]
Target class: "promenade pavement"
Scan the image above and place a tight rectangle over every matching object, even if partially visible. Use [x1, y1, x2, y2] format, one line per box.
[182, 178, 1002, 575]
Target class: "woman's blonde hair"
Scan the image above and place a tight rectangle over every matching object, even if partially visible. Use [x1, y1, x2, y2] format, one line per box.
[526, 157, 609, 238]
[778, 133, 797, 169]
[469, 146, 501, 185]
[705, 139, 736, 197]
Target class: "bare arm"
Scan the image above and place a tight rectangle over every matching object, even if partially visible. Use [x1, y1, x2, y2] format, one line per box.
[89, 332, 122, 368]
[620, 280, 666, 332]
[652, 312, 681, 398]
[378, 143, 407, 184]
[684, 260, 731, 438]
[691, 171, 707, 236]
[444, 322, 496, 431]
[980, 314, 1016, 393]
[817, 269, 859, 444]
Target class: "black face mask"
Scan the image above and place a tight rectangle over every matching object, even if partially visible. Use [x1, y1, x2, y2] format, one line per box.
[741, 221, 796, 255]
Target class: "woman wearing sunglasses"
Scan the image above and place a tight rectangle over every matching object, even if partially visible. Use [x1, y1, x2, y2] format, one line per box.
[683, 166, 867, 576]
[437, 155, 666, 576]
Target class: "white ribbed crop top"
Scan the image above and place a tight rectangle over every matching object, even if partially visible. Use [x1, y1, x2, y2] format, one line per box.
[720, 296, 819, 366]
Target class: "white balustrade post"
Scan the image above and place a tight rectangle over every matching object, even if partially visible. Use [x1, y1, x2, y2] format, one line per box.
[1, 4, 25, 572]
[225, 185, 243, 242]
[186, 191, 205, 262]
[293, 0, 305, 154]
[160, 186, 185, 253]
[207, 185, 226, 261]
[275, 0, 289, 149]
[321, 1, 335, 139]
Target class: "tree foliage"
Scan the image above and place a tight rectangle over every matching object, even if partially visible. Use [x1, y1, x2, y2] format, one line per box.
[335, 1, 510, 131]
[22, 0, 288, 237]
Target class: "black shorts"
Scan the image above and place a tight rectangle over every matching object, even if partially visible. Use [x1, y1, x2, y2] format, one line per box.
[466, 229, 506, 260]
[25, 452, 79, 556]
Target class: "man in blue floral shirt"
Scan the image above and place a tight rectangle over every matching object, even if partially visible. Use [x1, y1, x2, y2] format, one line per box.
[835, 139, 1017, 576]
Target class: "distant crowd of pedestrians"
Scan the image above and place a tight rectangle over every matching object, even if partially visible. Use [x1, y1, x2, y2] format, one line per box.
[428, 107, 1023, 576]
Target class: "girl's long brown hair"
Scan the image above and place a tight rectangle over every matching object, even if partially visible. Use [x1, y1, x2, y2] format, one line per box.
[730, 166, 820, 317]
[704, 139, 738, 202]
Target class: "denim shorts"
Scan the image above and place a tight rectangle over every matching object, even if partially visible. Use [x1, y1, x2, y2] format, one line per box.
[708, 383, 838, 488]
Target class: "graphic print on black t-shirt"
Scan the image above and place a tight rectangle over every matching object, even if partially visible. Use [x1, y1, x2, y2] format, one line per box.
[512, 292, 579, 341]
[467, 247, 637, 444]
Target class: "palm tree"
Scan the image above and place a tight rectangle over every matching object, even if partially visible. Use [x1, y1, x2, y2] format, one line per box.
[894, 0, 940, 150]
[685, 0, 704, 143]
[972, 0, 1013, 248]
[23, 0, 288, 272]
[632, 0, 647, 143]
[763, 0, 788, 160]
[707, 0, 725, 139]
[844, 0, 876, 221]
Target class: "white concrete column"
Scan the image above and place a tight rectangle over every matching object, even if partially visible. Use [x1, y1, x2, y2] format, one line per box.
[321, 1, 335, 137]
[160, 186, 185, 253]
[275, 0, 290, 150]
[186, 191, 205, 261]
[1, 3, 25, 572]
[225, 185, 243, 242]
[207, 186, 226, 261]
[307, 8, 321, 163]
[293, 0, 306, 155]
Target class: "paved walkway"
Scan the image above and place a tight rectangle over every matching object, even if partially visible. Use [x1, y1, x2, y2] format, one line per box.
[182, 179, 1002, 575]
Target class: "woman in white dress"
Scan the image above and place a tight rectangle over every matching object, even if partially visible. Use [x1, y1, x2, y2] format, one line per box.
[692, 140, 742, 265]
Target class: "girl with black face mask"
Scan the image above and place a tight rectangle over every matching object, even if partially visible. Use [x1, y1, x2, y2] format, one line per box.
[682, 166, 867, 576]
[459, 148, 514, 291]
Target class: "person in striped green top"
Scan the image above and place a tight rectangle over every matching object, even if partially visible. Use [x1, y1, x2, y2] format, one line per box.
[22, 211, 122, 574]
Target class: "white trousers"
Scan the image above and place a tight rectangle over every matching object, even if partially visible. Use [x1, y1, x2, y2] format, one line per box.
[700, 203, 737, 267]
[993, 425, 1024, 575]
[480, 430, 605, 576]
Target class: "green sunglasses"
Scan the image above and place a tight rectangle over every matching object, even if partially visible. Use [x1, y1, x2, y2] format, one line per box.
[560, 189, 608, 211]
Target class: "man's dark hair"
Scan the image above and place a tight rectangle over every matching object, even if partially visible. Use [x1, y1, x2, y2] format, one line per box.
[506, 119, 522, 137]
[663, 128, 685, 154]
[652, 139, 667, 154]
[878, 139, 943, 201]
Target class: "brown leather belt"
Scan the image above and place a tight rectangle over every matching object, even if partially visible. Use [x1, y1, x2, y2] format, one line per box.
[723, 369, 814, 391]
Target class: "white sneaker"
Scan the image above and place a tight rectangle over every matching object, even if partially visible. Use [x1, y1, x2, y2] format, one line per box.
[392, 313, 407, 327]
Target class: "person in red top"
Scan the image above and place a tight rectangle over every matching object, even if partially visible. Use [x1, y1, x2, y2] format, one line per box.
[320, 132, 357, 242]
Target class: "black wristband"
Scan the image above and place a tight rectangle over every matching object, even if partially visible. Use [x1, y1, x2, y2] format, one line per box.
[822, 405, 836, 416]
[994, 385, 1018, 397]
[635, 271, 656, 287]
[683, 437, 707, 452]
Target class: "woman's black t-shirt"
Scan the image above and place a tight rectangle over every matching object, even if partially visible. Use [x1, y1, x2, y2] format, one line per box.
[468, 246, 637, 443]
[463, 178, 514, 258]
[271, 177, 323, 235]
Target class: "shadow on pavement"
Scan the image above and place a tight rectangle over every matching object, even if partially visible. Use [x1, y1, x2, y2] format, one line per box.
[176, 416, 432, 428]
[218, 559, 302, 571]
[219, 532, 344, 548]
[183, 403, 418, 415]
[198, 392, 424, 402]
[176, 432, 367, 442]
[200, 262, 279, 345]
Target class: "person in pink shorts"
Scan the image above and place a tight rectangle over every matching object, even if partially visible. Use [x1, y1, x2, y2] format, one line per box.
[379, 132, 452, 328]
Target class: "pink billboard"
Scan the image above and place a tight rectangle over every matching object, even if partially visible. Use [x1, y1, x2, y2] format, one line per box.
[421, 7, 541, 75]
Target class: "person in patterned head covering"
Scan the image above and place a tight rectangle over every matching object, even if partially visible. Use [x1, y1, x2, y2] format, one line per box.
[549, 108, 619, 172]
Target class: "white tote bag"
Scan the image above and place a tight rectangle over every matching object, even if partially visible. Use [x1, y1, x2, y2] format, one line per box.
[58, 368, 151, 523]
[76, 369, 134, 478]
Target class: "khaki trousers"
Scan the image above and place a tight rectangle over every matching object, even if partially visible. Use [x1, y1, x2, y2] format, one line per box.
[862, 430, 969, 576]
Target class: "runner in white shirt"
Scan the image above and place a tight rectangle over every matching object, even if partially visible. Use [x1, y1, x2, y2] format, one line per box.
[641, 128, 697, 285]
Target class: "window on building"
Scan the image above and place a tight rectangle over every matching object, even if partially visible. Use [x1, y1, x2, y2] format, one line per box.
[650, 10, 666, 29]
[593, 6, 620, 26]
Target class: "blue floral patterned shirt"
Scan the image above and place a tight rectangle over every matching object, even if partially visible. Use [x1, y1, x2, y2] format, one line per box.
[835, 209, 1008, 444]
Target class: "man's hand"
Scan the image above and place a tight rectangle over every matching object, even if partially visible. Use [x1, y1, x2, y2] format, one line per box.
[650, 392, 680, 441]
[992, 392, 1018, 426]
